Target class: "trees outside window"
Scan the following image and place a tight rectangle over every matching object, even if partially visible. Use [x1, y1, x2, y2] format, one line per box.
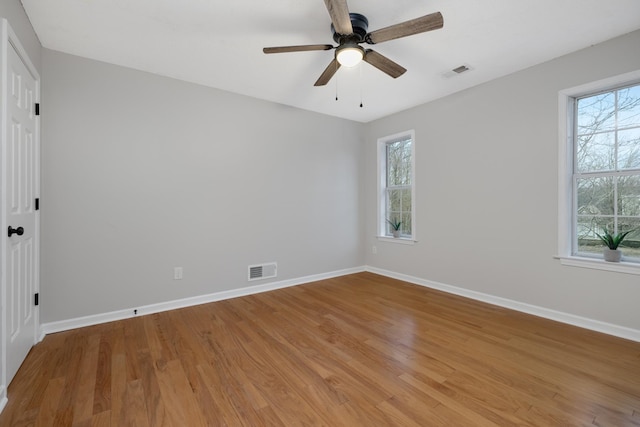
[573, 83, 640, 261]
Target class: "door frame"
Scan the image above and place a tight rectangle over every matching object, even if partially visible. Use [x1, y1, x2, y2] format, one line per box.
[0, 18, 41, 412]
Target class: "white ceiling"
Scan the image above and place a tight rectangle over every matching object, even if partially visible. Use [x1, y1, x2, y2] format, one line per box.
[21, 0, 640, 123]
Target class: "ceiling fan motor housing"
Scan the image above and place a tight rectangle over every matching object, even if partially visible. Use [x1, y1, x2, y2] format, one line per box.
[332, 13, 369, 43]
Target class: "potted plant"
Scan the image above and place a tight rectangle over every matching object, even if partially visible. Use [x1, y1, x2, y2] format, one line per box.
[596, 229, 633, 262]
[386, 218, 402, 238]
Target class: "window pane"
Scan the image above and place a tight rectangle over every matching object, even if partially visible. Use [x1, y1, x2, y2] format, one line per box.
[385, 189, 410, 213]
[619, 217, 640, 260]
[401, 188, 412, 212]
[386, 188, 401, 235]
[618, 175, 640, 216]
[386, 221, 396, 235]
[577, 92, 615, 134]
[617, 85, 640, 129]
[577, 176, 614, 216]
[618, 128, 640, 170]
[387, 189, 401, 213]
[576, 215, 611, 254]
[401, 212, 412, 235]
[619, 217, 640, 235]
[387, 140, 412, 186]
[386, 187, 411, 236]
[576, 131, 615, 172]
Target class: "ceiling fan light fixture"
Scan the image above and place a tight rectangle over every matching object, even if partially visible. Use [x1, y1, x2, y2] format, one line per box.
[336, 44, 364, 67]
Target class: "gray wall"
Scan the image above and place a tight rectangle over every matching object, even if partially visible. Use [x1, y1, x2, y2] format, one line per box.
[364, 30, 640, 331]
[41, 49, 365, 322]
[0, 0, 41, 72]
[24, 18, 640, 332]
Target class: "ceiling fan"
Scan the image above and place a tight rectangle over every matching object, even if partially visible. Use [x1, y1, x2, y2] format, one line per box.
[263, 0, 444, 86]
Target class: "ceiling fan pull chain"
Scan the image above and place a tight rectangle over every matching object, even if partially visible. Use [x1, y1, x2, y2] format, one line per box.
[335, 61, 339, 101]
[359, 62, 364, 108]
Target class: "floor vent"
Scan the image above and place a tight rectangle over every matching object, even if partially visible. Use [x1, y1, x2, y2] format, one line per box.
[248, 262, 277, 281]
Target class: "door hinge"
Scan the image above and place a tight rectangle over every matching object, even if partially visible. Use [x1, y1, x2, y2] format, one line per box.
[35, 198, 40, 210]
[34, 293, 39, 306]
[35, 103, 40, 116]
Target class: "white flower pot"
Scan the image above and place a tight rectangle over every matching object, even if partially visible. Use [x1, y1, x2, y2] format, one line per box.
[603, 248, 622, 262]
[392, 230, 400, 238]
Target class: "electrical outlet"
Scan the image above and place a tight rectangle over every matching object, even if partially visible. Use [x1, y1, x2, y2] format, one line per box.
[174, 267, 183, 280]
[372, 246, 377, 254]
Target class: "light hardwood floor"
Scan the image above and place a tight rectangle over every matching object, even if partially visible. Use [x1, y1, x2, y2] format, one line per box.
[1, 272, 639, 426]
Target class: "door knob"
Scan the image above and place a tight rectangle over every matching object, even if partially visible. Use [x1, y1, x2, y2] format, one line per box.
[8, 226, 24, 237]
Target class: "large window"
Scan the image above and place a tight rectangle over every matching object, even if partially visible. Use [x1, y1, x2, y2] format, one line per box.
[378, 130, 415, 240]
[571, 82, 640, 262]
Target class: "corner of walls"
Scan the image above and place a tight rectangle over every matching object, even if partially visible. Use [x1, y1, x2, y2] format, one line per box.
[2, 0, 42, 73]
[0, 384, 9, 412]
[0, 392, 7, 415]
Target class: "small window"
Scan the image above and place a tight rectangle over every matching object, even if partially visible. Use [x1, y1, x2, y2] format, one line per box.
[378, 130, 415, 240]
[572, 83, 640, 261]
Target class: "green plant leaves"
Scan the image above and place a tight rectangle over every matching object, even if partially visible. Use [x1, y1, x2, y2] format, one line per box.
[596, 229, 634, 249]
[386, 218, 402, 230]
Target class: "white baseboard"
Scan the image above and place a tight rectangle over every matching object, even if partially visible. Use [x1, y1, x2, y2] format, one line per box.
[39, 265, 640, 343]
[365, 266, 640, 343]
[0, 394, 6, 414]
[40, 266, 365, 336]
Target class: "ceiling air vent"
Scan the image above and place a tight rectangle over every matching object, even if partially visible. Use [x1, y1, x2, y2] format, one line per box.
[442, 64, 472, 79]
[248, 262, 277, 281]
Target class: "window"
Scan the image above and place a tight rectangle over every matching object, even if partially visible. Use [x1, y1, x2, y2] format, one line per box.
[562, 79, 640, 265]
[378, 130, 415, 241]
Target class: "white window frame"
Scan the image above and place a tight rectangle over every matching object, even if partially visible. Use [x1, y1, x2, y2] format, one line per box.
[377, 130, 416, 243]
[558, 70, 640, 275]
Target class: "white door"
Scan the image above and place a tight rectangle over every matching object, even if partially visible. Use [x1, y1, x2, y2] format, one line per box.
[2, 28, 40, 386]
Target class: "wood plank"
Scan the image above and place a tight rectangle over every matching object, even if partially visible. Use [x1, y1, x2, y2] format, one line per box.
[91, 410, 111, 427]
[34, 377, 65, 427]
[109, 354, 127, 426]
[72, 333, 101, 426]
[154, 359, 207, 426]
[92, 332, 113, 415]
[1, 272, 639, 426]
[120, 380, 150, 427]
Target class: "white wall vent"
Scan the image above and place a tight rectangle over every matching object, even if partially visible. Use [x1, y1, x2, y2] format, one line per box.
[248, 262, 277, 281]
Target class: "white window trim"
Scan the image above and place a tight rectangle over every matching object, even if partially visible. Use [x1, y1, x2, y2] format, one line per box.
[557, 70, 640, 275]
[377, 129, 416, 243]
[376, 235, 416, 245]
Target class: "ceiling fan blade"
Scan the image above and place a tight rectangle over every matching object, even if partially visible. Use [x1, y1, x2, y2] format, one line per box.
[323, 0, 353, 35]
[366, 12, 443, 44]
[364, 50, 406, 78]
[314, 58, 341, 86]
[263, 44, 334, 54]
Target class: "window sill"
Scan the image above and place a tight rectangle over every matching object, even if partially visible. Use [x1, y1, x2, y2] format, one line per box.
[377, 236, 416, 245]
[556, 255, 640, 275]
